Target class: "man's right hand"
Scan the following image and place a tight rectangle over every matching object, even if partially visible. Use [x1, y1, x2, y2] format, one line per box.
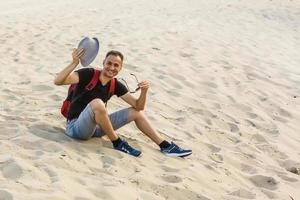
[72, 48, 85, 64]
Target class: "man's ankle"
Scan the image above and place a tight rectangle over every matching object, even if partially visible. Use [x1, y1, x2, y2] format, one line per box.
[112, 137, 122, 148]
[159, 140, 171, 149]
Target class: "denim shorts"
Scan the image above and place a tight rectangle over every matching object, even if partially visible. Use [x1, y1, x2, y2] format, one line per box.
[65, 104, 129, 140]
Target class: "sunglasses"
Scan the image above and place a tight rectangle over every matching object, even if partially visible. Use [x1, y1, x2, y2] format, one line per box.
[121, 73, 141, 93]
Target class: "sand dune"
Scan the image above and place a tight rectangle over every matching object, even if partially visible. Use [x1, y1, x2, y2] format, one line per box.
[0, 0, 300, 199]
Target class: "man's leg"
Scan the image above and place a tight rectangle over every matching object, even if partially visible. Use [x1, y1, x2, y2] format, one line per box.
[65, 103, 98, 140]
[66, 100, 128, 140]
[126, 107, 192, 157]
[92, 106, 163, 145]
[127, 107, 164, 145]
[90, 99, 141, 157]
[90, 99, 119, 141]
[93, 108, 130, 138]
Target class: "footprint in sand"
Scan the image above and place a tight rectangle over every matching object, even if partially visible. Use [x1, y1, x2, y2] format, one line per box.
[273, 116, 288, 123]
[229, 188, 256, 199]
[245, 119, 257, 128]
[179, 52, 193, 58]
[277, 108, 292, 118]
[213, 103, 221, 109]
[260, 189, 278, 199]
[101, 155, 116, 168]
[204, 118, 212, 125]
[32, 84, 53, 91]
[277, 174, 298, 182]
[228, 122, 239, 133]
[0, 159, 23, 180]
[241, 164, 257, 175]
[35, 150, 44, 157]
[209, 153, 223, 163]
[88, 188, 115, 200]
[227, 95, 236, 103]
[205, 144, 221, 153]
[255, 144, 288, 160]
[278, 159, 300, 175]
[247, 112, 258, 119]
[249, 175, 278, 190]
[28, 45, 34, 52]
[200, 81, 218, 89]
[235, 103, 253, 112]
[251, 134, 268, 143]
[42, 166, 59, 183]
[0, 190, 13, 200]
[161, 174, 183, 183]
[161, 165, 180, 173]
[0, 125, 20, 140]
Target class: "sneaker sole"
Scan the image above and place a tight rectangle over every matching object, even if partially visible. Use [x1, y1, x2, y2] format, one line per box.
[164, 151, 192, 157]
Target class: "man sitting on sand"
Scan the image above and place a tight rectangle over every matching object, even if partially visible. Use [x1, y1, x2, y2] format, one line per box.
[54, 48, 192, 157]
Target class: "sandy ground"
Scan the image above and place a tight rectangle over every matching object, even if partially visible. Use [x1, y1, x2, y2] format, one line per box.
[0, 0, 300, 199]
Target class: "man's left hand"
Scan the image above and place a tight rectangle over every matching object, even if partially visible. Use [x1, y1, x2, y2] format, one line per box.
[138, 81, 150, 92]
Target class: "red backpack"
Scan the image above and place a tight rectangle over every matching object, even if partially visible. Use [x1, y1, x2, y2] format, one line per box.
[61, 69, 115, 118]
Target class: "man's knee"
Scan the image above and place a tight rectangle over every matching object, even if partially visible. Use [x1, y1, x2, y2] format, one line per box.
[129, 107, 145, 120]
[90, 99, 106, 114]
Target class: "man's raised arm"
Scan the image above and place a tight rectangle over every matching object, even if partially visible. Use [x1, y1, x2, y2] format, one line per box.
[53, 48, 84, 85]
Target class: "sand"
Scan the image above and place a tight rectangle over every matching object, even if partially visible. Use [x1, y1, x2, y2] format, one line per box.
[0, 0, 300, 199]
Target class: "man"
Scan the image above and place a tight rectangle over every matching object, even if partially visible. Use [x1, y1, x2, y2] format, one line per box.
[54, 48, 192, 157]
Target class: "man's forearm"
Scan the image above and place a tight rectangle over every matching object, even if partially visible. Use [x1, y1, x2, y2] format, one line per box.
[54, 61, 78, 85]
[136, 90, 147, 111]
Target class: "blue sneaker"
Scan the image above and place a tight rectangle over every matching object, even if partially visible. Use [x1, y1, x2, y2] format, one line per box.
[161, 142, 192, 157]
[113, 140, 141, 157]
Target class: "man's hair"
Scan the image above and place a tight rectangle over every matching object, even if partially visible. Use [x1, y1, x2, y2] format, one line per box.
[105, 50, 124, 63]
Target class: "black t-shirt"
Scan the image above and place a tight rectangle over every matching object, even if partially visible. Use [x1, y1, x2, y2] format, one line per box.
[67, 68, 128, 120]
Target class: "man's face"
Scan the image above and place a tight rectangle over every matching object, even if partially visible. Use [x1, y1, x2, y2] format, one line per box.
[102, 55, 122, 78]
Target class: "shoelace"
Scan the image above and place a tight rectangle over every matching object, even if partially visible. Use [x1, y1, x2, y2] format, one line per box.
[169, 145, 176, 150]
[121, 142, 133, 153]
[169, 144, 185, 153]
[163, 144, 177, 152]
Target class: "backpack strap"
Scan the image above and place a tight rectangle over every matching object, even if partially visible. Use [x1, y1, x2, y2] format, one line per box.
[67, 84, 77, 97]
[109, 78, 116, 97]
[70, 69, 100, 104]
[85, 69, 101, 91]
[105, 78, 116, 107]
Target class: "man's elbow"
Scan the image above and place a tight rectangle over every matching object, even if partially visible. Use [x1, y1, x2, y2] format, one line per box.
[53, 79, 62, 86]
